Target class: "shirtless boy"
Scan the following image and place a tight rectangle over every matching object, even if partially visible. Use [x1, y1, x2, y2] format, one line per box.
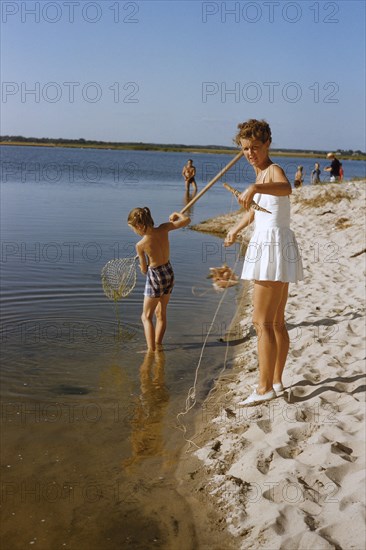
[128, 207, 190, 351]
[182, 159, 198, 193]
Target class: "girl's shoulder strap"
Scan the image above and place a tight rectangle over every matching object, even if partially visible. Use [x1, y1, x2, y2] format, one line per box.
[268, 163, 280, 173]
[261, 163, 282, 182]
[269, 163, 283, 181]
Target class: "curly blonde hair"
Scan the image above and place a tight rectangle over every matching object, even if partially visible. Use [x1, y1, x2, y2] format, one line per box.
[127, 207, 154, 232]
[234, 119, 272, 146]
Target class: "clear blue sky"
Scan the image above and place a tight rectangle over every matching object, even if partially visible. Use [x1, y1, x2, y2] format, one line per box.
[1, 0, 365, 150]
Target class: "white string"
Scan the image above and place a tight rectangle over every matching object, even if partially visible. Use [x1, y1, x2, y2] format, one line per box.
[191, 286, 213, 297]
[176, 191, 242, 450]
[175, 282, 234, 448]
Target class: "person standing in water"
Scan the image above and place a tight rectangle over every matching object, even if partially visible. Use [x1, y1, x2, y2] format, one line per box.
[182, 159, 198, 193]
[128, 207, 190, 352]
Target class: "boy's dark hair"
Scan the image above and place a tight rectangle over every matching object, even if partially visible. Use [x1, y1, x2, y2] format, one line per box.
[128, 207, 154, 232]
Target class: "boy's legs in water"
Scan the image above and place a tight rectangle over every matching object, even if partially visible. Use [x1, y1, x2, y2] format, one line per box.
[141, 296, 159, 352]
[141, 292, 171, 351]
[155, 293, 171, 347]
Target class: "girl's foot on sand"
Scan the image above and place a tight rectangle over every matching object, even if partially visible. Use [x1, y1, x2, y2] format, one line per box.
[273, 382, 284, 396]
[238, 389, 276, 406]
[252, 382, 285, 396]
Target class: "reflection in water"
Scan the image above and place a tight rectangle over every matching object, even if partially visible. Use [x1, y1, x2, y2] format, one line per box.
[124, 351, 170, 470]
[183, 189, 197, 218]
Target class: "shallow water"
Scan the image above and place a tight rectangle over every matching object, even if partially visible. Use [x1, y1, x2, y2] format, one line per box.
[0, 146, 246, 549]
[1, 145, 365, 548]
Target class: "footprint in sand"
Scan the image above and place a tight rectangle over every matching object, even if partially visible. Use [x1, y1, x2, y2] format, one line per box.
[289, 386, 307, 398]
[333, 382, 352, 393]
[339, 495, 365, 512]
[290, 349, 303, 358]
[287, 425, 319, 441]
[282, 531, 336, 550]
[256, 419, 272, 433]
[304, 514, 319, 531]
[346, 322, 358, 336]
[276, 425, 320, 459]
[262, 481, 288, 504]
[256, 451, 273, 474]
[294, 406, 320, 423]
[325, 462, 360, 486]
[276, 445, 302, 459]
[317, 527, 347, 550]
[330, 441, 354, 459]
[272, 508, 286, 534]
[303, 367, 321, 382]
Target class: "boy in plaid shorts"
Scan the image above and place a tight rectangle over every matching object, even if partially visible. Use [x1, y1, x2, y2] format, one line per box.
[128, 207, 190, 352]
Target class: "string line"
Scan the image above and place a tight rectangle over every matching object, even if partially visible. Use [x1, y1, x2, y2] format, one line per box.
[175, 192, 242, 450]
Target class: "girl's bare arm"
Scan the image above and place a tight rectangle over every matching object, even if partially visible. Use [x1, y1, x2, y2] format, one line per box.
[136, 242, 148, 274]
[224, 210, 254, 247]
[239, 165, 291, 209]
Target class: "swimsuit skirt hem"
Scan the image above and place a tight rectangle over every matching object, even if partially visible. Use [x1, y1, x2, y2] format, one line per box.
[241, 227, 304, 284]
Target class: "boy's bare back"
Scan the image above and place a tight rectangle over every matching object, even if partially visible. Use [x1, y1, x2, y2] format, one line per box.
[136, 224, 171, 269]
[136, 212, 190, 273]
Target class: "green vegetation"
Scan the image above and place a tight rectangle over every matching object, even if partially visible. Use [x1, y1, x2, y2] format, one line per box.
[0, 135, 365, 160]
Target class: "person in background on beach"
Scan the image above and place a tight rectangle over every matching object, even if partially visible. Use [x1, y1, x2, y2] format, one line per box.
[182, 159, 198, 193]
[339, 162, 344, 182]
[294, 165, 304, 188]
[128, 207, 190, 352]
[311, 162, 321, 184]
[224, 119, 304, 406]
[324, 152, 341, 182]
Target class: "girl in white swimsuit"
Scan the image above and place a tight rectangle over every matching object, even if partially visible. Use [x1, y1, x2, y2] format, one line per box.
[241, 164, 303, 283]
[224, 119, 304, 406]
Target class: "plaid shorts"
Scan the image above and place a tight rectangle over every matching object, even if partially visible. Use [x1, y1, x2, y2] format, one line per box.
[144, 261, 175, 298]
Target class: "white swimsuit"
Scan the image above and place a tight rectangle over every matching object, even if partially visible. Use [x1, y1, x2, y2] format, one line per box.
[241, 166, 304, 283]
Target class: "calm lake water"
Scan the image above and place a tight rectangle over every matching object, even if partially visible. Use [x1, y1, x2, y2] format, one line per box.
[1, 146, 365, 549]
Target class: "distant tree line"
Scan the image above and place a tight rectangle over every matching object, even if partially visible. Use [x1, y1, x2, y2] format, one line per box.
[0, 135, 364, 156]
[0, 135, 232, 150]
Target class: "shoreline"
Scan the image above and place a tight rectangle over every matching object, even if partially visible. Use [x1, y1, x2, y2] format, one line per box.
[176, 181, 366, 549]
[1, 142, 365, 160]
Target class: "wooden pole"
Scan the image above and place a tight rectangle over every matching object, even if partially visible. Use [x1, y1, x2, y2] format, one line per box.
[180, 150, 244, 214]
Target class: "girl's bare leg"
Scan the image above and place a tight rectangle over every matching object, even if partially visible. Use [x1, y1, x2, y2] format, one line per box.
[252, 281, 288, 394]
[273, 284, 289, 385]
[155, 293, 171, 345]
[141, 296, 159, 351]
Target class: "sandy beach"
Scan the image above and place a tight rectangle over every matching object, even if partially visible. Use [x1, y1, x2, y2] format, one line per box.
[176, 181, 366, 550]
